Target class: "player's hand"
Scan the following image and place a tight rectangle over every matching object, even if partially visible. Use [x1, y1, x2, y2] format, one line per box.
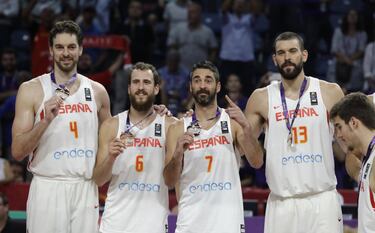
[183, 109, 194, 117]
[43, 96, 63, 123]
[154, 104, 172, 117]
[175, 131, 194, 154]
[225, 95, 250, 128]
[108, 138, 126, 159]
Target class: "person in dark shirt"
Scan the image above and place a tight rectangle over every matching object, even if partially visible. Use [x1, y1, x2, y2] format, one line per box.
[0, 192, 26, 233]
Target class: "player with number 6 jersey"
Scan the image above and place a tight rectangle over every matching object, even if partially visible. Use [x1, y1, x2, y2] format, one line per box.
[93, 62, 177, 233]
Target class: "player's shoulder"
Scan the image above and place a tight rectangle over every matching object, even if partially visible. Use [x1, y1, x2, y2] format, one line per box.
[82, 74, 107, 93]
[102, 114, 119, 129]
[167, 118, 184, 134]
[318, 79, 342, 94]
[165, 115, 179, 125]
[367, 94, 374, 102]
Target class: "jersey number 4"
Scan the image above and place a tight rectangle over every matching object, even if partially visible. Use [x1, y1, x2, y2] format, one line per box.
[70, 121, 78, 139]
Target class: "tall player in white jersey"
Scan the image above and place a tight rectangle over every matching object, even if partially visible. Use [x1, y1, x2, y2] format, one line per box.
[245, 32, 344, 233]
[93, 62, 177, 233]
[330, 92, 375, 233]
[164, 61, 263, 233]
[11, 21, 111, 233]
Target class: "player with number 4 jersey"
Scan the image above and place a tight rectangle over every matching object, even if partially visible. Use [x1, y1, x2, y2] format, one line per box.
[11, 21, 111, 233]
[93, 62, 177, 233]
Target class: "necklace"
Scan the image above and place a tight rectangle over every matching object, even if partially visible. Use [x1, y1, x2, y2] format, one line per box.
[187, 107, 221, 136]
[121, 109, 154, 146]
[279, 77, 308, 148]
[51, 71, 77, 100]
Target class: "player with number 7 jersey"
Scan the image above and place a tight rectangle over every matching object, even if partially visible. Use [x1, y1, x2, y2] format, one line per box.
[93, 62, 177, 233]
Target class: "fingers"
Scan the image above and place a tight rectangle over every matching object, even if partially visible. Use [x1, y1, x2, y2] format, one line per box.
[109, 138, 126, 158]
[184, 109, 194, 117]
[154, 104, 169, 116]
[225, 95, 237, 107]
[178, 132, 194, 150]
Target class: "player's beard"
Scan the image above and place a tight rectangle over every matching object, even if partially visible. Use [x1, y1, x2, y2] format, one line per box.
[192, 88, 216, 107]
[277, 59, 303, 80]
[130, 90, 155, 112]
[55, 57, 78, 73]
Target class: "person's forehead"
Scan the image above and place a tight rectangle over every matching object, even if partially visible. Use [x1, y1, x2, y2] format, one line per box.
[275, 39, 300, 51]
[192, 68, 215, 78]
[53, 33, 79, 44]
[131, 69, 153, 80]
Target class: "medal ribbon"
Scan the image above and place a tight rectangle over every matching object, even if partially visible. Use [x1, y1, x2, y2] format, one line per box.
[191, 107, 221, 126]
[358, 135, 375, 203]
[50, 71, 77, 90]
[279, 77, 308, 143]
[125, 109, 154, 134]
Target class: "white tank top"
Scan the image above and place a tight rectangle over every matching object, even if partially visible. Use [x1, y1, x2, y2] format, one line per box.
[372, 93, 375, 105]
[29, 73, 98, 180]
[100, 111, 169, 233]
[358, 148, 375, 233]
[0, 158, 5, 180]
[176, 109, 245, 233]
[265, 77, 337, 197]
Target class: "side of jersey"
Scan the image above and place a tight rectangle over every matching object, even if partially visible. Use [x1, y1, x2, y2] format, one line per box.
[29, 73, 98, 179]
[100, 111, 169, 233]
[176, 109, 245, 233]
[265, 77, 337, 197]
[358, 150, 375, 233]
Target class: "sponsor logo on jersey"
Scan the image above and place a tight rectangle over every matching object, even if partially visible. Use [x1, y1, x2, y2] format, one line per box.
[118, 180, 161, 192]
[126, 137, 162, 148]
[53, 148, 94, 160]
[155, 123, 162, 137]
[188, 181, 232, 193]
[59, 103, 93, 114]
[281, 153, 323, 165]
[84, 88, 92, 101]
[221, 121, 229, 134]
[188, 135, 230, 151]
[310, 92, 318, 105]
[275, 107, 319, 122]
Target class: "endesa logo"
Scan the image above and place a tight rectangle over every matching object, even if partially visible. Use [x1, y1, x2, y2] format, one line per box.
[53, 148, 94, 160]
[281, 153, 323, 165]
[118, 181, 160, 192]
[189, 181, 232, 194]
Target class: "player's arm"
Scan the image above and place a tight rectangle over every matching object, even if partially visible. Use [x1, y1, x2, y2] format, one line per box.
[163, 120, 193, 188]
[225, 95, 263, 168]
[93, 116, 125, 186]
[346, 151, 362, 183]
[12, 80, 63, 161]
[320, 81, 345, 111]
[243, 89, 268, 168]
[91, 81, 111, 125]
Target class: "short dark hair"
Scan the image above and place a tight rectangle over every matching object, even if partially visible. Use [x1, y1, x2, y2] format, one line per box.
[330, 92, 375, 130]
[128, 62, 160, 85]
[0, 192, 8, 206]
[190, 60, 220, 82]
[49, 20, 83, 47]
[273, 31, 305, 54]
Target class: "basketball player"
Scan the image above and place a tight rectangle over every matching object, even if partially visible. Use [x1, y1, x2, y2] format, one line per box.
[11, 21, 111, 233]
[330, 92, 375, 233]
[164, 61, 263, 233]
[245, 32, 344, 233]
[93, 62, 177, 233]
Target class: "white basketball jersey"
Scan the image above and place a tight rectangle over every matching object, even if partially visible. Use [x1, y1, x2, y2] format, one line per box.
[265, 77, 337, 197]
[100, 111, 169, 233]
[358, 149, 375, 233]
[372, 93, 375, 105]
[176, 109, 245, 233]
[29, 73, 98, 179]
